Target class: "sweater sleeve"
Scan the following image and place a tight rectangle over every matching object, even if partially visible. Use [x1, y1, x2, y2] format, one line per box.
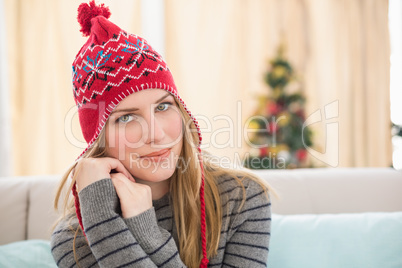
[221, 179, 272, 267]
[51, 178, 159, 267]
[51, 216, 98, 267]
[124, 209, 187, 267]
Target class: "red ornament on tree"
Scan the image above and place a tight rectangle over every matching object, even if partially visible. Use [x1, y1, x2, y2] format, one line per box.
[295, 149, 308, 162]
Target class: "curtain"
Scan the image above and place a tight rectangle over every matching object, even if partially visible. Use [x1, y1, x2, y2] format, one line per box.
[0, 0, 12, 176]
[4, 0, 392, 175]
[165, 0, 391, 167]
[4, 0, 141, 175]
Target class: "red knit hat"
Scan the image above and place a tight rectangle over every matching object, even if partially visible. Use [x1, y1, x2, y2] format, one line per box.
[71, 1, 208, 266]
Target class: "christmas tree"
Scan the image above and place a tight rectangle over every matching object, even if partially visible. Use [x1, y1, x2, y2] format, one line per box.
[244, 45, 314, 169]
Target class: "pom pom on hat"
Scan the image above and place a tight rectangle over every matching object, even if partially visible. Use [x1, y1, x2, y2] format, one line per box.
[77, 0, 111, 36]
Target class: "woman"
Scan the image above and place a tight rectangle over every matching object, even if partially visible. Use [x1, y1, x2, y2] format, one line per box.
[51, 1, 272, 267]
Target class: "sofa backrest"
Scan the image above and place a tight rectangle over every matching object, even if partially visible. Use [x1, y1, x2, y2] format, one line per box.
[0, 176, 60, 245]
[252, 168, 402, 214]
[0, 167, 401, 245]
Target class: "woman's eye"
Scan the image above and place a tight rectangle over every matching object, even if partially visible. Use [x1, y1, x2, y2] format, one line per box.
[156, 102, 171, 112]
[117, 114, 135, 123]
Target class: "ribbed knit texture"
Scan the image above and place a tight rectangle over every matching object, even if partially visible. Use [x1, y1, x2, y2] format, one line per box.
[51, 176, 271, 267]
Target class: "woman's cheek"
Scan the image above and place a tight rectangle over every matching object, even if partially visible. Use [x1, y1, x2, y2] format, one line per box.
[168, 114, 183, 141]
[105, 128, 119, 156]
[122, 124, 143, 146]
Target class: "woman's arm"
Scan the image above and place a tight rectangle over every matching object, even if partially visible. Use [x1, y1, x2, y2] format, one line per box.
[51, 178, 159, 267]
[124, 209, 186, 267]
[51, 218, 98, 267]
[112, 174, 187, 267]
[220, 179, 272, 267]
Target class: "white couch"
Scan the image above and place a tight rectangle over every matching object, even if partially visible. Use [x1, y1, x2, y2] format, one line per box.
[1, 167, 401, 246]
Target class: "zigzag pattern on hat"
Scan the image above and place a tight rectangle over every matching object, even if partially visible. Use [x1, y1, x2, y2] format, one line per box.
[73, 31, 163, 74]
[73, 31, 170, 107]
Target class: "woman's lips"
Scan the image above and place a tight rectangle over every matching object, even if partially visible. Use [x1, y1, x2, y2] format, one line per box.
[141, 148, 171, 159]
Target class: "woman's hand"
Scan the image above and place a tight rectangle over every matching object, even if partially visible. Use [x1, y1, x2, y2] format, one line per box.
[73, 157, 135, 192]
[111, 173, 153, 218]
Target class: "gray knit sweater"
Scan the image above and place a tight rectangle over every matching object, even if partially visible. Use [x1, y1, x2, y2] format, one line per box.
[51, 175, 271, 267]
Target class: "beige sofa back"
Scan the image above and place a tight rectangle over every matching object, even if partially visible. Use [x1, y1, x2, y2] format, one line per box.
[1, 168, 401, 245]
[251, 168, 402, 214]
[0, 176, 59, 245]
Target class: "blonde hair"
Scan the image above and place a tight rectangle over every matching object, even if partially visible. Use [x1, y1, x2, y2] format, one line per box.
[54, 96, 272, 267]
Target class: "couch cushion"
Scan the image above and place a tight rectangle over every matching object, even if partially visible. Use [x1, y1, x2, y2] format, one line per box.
[0, 239, 56, 267]
[268, 212, 402, 268]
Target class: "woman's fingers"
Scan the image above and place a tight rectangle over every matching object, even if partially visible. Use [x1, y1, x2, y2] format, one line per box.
[111, 173, 152, 218]
[74, 157, 135, 192]
[110, 173, 132, 198]
[105, 157, 136, 182]
[73, 156, 152, 218]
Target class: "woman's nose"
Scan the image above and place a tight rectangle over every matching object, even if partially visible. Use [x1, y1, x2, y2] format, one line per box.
[144, 114, 165, 145]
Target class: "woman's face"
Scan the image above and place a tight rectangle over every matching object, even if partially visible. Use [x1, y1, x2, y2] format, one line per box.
[105, 89, 183, 184]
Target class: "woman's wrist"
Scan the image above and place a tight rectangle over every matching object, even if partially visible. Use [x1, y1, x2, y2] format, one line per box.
[124, 208, 162, 247]
[78, 178, 120, 223]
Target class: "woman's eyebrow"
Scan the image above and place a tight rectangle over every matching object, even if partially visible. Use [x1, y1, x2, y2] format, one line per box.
[110, 92, 172, 115]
